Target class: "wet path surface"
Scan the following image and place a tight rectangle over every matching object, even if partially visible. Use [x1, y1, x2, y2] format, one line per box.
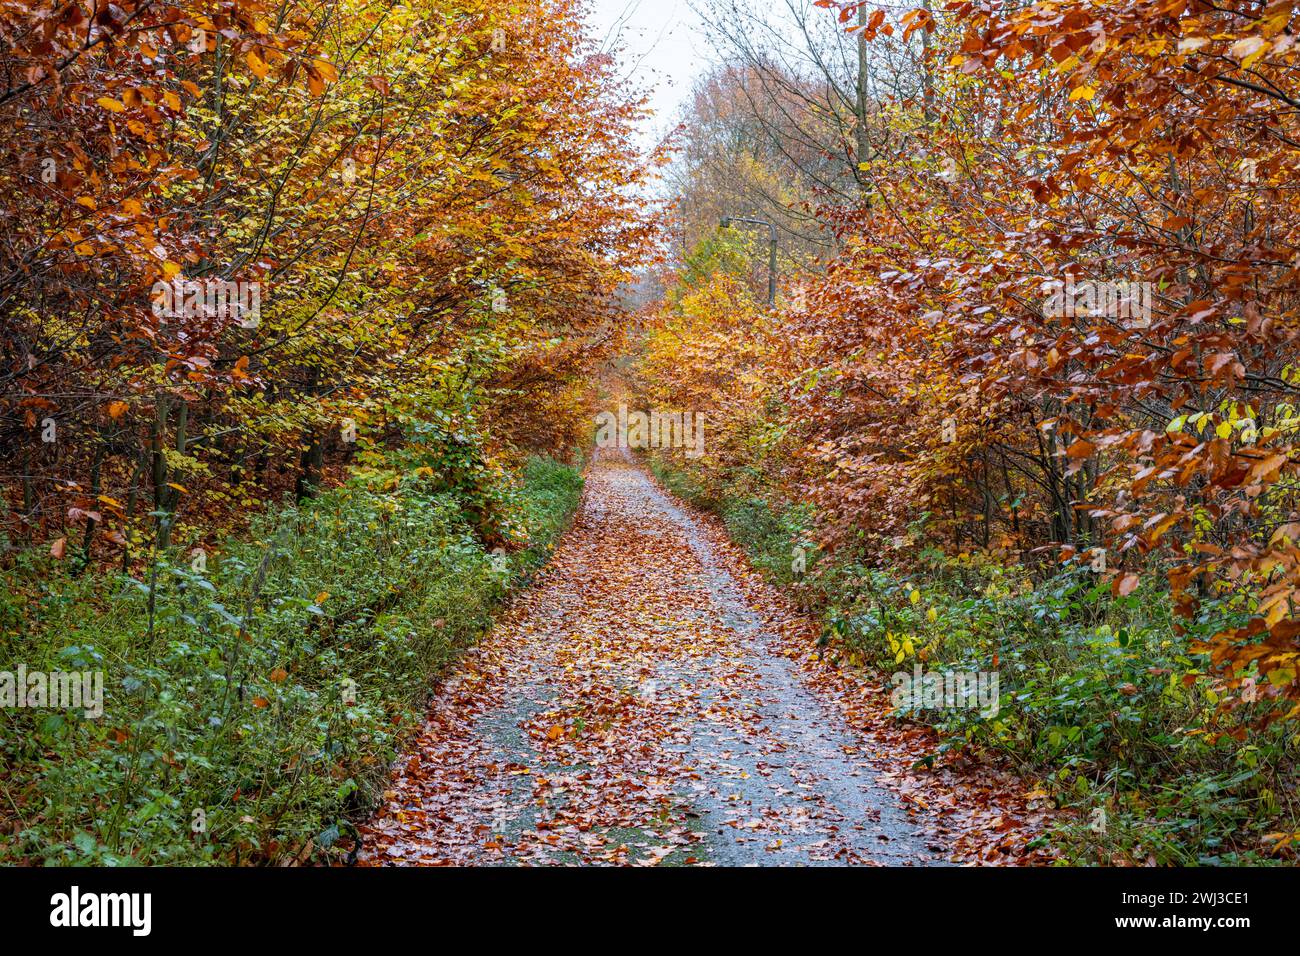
[357, 453, 949, 866]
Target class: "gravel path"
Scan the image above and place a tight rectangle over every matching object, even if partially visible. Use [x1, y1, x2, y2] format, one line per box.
[358, 452, 947, 866]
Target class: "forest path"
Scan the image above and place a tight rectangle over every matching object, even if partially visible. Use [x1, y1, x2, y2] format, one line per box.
[357, 452, 1038, 866]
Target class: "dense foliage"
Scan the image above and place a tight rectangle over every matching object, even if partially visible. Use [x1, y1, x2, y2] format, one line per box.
[1, 0, 652, 561]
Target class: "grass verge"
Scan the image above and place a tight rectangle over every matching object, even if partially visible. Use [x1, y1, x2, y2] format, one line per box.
[0, 455, 582, 865]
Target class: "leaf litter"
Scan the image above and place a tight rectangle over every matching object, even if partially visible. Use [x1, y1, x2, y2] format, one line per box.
[355, 453, 1054, 866]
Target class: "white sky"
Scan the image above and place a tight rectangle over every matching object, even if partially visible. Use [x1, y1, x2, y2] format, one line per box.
[583, 0, 710, 152]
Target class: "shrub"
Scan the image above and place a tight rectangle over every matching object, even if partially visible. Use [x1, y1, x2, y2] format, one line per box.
[0, 456, 581, 865]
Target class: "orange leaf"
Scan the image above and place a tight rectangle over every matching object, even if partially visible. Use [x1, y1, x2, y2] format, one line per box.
[1250, 454, 1289, 484]
[246, 50, 268, 79]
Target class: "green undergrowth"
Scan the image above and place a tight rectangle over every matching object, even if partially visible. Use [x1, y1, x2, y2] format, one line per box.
[0, 455, 582, 865]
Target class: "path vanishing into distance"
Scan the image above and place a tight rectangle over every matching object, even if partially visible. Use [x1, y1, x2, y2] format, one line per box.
[356, 452, 1050, 866]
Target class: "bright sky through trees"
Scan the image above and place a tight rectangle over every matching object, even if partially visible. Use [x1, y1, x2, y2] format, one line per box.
[587, 0, 707, 151]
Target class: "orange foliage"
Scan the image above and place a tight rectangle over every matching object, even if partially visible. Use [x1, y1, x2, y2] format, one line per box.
[643, 0, 1300, 719]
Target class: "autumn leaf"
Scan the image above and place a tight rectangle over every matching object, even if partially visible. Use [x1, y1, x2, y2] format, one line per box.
[1230, 36, 1270, 68]
[246, 50, 269, 80]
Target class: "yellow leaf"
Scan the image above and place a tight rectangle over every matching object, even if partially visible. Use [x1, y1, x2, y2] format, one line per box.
[1266, 666, 1296, 688]
[1266, 598, 1289, 628]
[96, 96, 126, 113]
[1069, 85, 1097, 102]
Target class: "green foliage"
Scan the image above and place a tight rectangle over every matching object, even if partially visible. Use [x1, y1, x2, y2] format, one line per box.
[0, 455, 581, 865]
[718, 496, 818, 587]
[354, 407, 523, 545]
[649, 458, 713, 508]
[833, 561, 1300, 865]
[511, 455, 586, 577]
[670, 227, 755, 305]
